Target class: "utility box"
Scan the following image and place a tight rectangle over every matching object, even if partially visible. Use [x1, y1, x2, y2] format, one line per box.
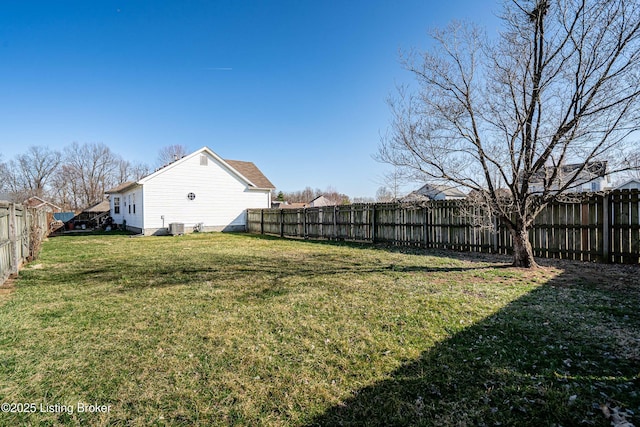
[168, 223, 184, 236]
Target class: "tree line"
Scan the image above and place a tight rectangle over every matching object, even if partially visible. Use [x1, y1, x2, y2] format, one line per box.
[0, 143, 157, 211]
[274, 186, 352, 205]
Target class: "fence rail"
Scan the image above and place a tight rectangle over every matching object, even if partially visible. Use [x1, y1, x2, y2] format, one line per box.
[247, 189, 640, 264]
[0, 202, 48, 285]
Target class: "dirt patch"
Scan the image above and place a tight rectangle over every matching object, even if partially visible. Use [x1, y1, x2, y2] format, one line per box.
[536, 258, 640, 293]
[399, 246, 638, 294]
[0, 277, 16, 302]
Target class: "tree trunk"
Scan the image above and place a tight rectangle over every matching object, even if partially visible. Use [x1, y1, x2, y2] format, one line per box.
[511, 225, 538, 268]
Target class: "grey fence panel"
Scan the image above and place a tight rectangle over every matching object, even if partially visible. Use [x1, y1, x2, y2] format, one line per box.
[0, 202, 49, 285]
[247, 189, 640, 264]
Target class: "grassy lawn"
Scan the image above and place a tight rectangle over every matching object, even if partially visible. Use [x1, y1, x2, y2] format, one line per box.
[0, 232, 638, 426]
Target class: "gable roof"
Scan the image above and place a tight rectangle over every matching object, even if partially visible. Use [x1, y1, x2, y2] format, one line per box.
[309, 195, 336, 206]
[24, 196, 62, 211]
[416, 184, 467, 198]
[528, 161, 608, 184]
[615, 179, 640, 189]
[83, 200, 111, 213]
[224, 159, 275, 189]
[105, 147, 275, 194]
[105, 181, 137, 194]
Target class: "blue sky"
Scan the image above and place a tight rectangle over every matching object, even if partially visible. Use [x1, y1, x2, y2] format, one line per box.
[0, 1, 500, 198]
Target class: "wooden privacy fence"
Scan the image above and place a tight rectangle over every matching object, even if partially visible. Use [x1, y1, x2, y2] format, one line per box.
[247, 189, 640, 264]
[0, 202, 48, 285]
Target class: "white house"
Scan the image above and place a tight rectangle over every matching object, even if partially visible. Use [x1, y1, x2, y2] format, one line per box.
[401, 184, 467, 202]
[105, 146, 274, 235]
[527, 161, 612, 194]
[615, 179, 640, 190]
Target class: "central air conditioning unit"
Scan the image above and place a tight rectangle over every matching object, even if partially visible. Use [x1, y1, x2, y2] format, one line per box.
[168, 222, 184, 236]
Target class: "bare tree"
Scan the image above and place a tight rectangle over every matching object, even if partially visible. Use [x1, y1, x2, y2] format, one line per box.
[50, 164, 79, 210]
[378, 0, 640, 267]
[61, 142, 121, 209]
[116, 159, 151, 184]
[1, 146, 61, 201]
[0, 155, 7, 195]
[619, 150, 640, 181]
[157, 144, 189, 167]
[281, 186, 320, 203]
[375, 186, 395, 203]
[376, 168, 408, 201]
[279, 186, 351, 205]
[323, 185, 351, 205]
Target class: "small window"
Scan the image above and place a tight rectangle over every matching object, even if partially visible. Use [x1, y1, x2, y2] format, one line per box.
[200, 154, 208, 166]
[113, 197, 120, 214]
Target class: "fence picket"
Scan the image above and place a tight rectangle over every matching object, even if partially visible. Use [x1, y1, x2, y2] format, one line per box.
[248, 189, 640, 264]
[0, 202, 48, 285]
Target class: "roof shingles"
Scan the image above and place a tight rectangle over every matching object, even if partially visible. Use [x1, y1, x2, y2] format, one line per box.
[224, 159, 274, 189]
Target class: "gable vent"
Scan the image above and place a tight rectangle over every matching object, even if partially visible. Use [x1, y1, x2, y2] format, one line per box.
[200, 154, 208, 166]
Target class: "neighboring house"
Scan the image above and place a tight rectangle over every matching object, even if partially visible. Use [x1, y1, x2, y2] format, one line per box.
[308, 195, 335, 207]
[615, 179, 640, 190]
[401, 184, 467, 202]
[23, 196, 62, 213]
[527, 161, 612, 194]
[105, 146, 275, 235]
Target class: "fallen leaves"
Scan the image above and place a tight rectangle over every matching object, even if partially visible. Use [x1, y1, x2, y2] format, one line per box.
[601, 403, 636, 427]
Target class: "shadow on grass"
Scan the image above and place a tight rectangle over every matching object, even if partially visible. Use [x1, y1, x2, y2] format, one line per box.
[26, 233, 640, 425]
[239, 232, 514, 263]
[89, 254, 512, 294]
[79, 234, 637, 425]
[36, 233, 516, 295]
[305, 270, 640, 427]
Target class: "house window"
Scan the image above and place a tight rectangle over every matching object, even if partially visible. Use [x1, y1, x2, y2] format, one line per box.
[132, 193, 136, 214]
[591, 181, 600, 191]
[114, 197, 120, 214]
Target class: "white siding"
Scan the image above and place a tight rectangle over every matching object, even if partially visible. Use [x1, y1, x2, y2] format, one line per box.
[118, 186, 144, 230]
[110, 186, 144, 231]
[617, 180, 640, 190]
[110, 196, 124, 224]
[141, 152, 269, 233]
